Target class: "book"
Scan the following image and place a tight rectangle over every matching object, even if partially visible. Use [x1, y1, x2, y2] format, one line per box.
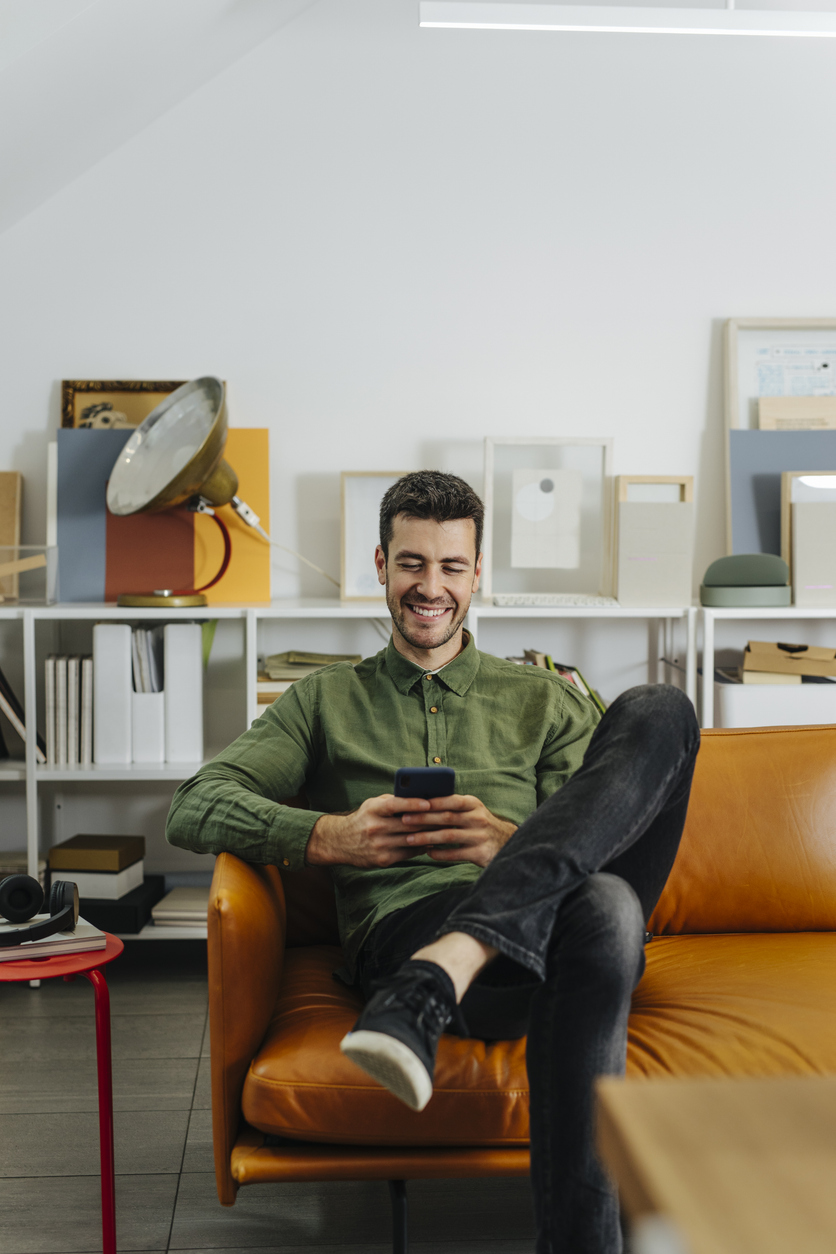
[151, 886, 210, 924]
[58, 860, 145, 900]
[56, 656, 67, 765]
[45, 656, 56, 764]
[0, 850, 46, 887]
[67, 656, 80, 766]
[256, 676, 295, 704]
[0, 661, 47, 763]
[49, 834, 145, 873]
[523, 649, 549, 669]
[80, 656, 93, 766]
[264, 650, 362, 681]
[79, 875, 165, 935]
[0, 916, 106, 962]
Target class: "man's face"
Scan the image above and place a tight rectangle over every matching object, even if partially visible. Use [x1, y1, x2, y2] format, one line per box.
[375, 515, 482, 653]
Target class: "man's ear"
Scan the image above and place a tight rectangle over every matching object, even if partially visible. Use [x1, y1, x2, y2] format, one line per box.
[374, 544, 387, 586]
[472, 551, 483, 593]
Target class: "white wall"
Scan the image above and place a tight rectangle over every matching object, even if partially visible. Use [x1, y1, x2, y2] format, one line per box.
[2, 0, 836, 602]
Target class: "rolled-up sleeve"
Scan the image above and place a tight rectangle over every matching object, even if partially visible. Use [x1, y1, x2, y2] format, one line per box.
[165, 683, 323, 871]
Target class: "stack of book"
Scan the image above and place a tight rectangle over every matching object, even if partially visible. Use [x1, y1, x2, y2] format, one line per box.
[45, 655, 93, 766]
[0, 915, 106, 962]
[258, 650, 362, 704]
[48, 834, 165, 934]
[151, 886, 211, 928]
[508, 650, 607, 714]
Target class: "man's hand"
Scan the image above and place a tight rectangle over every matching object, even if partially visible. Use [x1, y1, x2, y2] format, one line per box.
[306, 795, 433, 868]
[399, 795, 517, 868]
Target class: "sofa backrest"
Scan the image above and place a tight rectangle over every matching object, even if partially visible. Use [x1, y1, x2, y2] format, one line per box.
[649, 724, 836, 935]
[278, 725, 836, 945]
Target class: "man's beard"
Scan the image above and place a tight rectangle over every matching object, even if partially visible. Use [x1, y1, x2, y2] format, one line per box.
[385, 581, 470, 653]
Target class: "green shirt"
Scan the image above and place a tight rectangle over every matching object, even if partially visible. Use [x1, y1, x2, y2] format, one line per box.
[166, 635, 599, 975]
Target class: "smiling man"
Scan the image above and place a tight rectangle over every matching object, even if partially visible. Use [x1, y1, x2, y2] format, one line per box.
[167, 470, 699, 1254]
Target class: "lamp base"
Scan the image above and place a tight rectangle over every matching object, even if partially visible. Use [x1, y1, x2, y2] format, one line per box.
[116, 593, 207, 608]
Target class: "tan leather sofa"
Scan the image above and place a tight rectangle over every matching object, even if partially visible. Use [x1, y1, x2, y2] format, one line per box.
[207, 724, 836, 1247]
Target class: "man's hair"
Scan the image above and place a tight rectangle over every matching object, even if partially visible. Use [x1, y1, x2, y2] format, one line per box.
[379, 471, 484, 559]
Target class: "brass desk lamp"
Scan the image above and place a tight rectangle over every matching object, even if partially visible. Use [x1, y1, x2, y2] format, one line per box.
[106, 377, 268, 608]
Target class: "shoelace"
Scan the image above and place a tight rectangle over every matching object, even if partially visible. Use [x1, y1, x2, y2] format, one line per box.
[373, 969, 468, 1038]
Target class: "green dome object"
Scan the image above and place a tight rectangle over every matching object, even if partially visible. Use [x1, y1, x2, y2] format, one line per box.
[702, 553, 789, 588]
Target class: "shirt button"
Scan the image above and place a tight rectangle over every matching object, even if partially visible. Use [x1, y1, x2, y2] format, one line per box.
[433, 756, 441, 764]
[282, 859, 290, 867]
[430, 706, 438, 714]
[424, 674, 432, 681]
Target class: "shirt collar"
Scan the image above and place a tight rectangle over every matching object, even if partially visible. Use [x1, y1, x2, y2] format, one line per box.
[384, 631, 480, 697]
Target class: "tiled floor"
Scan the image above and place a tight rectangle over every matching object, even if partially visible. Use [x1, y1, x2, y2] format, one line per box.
[0, 942, 535, 1254]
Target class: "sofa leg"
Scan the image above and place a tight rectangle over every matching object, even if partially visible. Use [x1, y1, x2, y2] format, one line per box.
[388, 1179, 408, 1254]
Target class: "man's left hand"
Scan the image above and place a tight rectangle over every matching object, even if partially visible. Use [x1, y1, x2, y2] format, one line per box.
[399, 795, 517, 868]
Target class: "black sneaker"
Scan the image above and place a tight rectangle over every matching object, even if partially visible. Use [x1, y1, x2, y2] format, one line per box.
[340, 959, 464, 1112]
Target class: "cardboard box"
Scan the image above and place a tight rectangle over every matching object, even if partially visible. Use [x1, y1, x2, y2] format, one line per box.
[49, 834, 145, 873]
[742, 641, 836, 679]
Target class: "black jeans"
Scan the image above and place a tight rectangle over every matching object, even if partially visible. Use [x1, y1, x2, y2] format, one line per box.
[357, 684, 700, 1254]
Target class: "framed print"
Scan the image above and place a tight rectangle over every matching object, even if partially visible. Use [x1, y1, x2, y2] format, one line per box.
[723, 319, 836, 553]
[482, 437, 613, 598]
[61, 380, 186, 429]
[341, 471, 407, 601]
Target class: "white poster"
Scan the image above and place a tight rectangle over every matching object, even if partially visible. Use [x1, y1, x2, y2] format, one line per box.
[755, 346, 836, 397]
[510, 468, 582, 568]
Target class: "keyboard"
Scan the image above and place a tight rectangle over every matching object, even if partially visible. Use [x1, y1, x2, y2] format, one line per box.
[492, 593, 620, 608]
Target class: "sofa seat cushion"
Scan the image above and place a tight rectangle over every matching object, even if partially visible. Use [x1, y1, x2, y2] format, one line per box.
[628, 932, 836, 1078]
[241, 935, 836, 1146]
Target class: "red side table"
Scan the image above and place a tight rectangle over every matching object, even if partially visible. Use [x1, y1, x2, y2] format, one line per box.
[0, 935, 124, 1254]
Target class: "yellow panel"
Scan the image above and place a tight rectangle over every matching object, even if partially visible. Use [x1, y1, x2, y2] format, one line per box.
[194, 429, 270, 604]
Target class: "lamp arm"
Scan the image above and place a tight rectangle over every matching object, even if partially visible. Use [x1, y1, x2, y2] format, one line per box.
[229, 496, 341, 590]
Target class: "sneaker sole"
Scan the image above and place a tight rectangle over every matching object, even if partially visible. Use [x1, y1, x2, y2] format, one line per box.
[340, 1030, 433, 1112]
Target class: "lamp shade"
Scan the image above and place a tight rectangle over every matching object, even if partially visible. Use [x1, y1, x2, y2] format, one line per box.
[106, 377, 238, 516]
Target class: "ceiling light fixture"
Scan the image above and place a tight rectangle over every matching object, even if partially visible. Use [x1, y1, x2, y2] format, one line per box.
[420, 0, 836, 38]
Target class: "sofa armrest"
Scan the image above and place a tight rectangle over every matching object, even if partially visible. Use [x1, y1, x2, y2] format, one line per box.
[208, 852, 287, 1204]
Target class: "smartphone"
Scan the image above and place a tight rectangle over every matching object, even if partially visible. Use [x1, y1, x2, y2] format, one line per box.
[394, 766, 456, 799]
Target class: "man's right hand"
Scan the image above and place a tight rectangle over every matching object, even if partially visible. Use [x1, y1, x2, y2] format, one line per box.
[305, 795, 433, 868]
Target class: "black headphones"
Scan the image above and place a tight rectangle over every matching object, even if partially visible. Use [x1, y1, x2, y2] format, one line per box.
[0, 875, 79, 947]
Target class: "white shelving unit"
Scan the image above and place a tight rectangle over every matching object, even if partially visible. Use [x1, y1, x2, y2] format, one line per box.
[701, 606, 836, 728]
[0, 599, 697, 941]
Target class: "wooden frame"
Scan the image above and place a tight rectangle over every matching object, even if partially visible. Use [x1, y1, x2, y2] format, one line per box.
[340, 471, 407, 602]
[613, 476, 694, 606]
[482, 436, 614, 598]
[723, 318, 836, 553]
[61, 380, 186, 429]
[616, 475, 693, 503]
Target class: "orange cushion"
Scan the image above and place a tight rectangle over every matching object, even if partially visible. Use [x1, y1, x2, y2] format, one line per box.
[650, 726, 836, 935]
[241, 935, 836, 1146]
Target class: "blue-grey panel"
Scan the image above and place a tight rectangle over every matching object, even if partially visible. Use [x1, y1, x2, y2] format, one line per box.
[56, 429, 132, 601]
[729, 430, 836, 555]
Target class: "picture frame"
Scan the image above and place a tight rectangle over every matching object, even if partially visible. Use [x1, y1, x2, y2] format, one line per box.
[341, 471, 407, 602]
[613, 475, 694, 609]
[482, 437, 613, 598]
[61, 380, 186, 429]
[723, 319, 836, 554]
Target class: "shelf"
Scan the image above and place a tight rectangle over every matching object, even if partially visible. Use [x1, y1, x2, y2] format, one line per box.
[254, 598, 392, 618]
[702, 606, 836, 620]
[471, 604, 691, 620]
[30, 603, 248, 620]
[116, 922, 208, 940]
[36, 762, 205, 782]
